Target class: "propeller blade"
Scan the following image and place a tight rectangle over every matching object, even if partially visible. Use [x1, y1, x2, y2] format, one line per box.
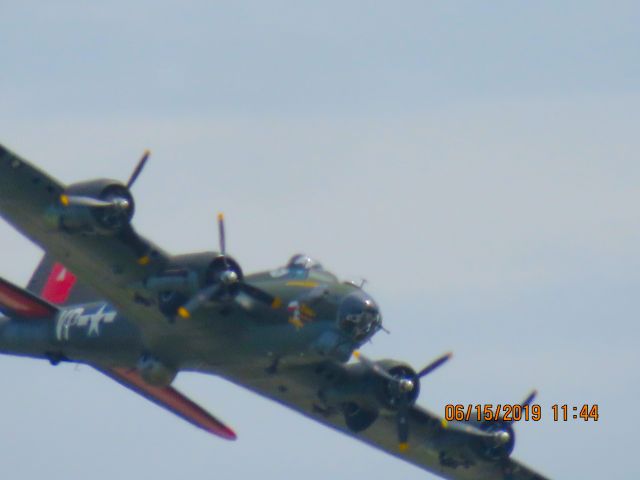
[397, 401, 410, 452]
[416, 352, 453, 378]
[520, 389, 538, 408]
[177, 283, 222, 319]
[238, 283, 277, 306]
[353, 351, 398, 383]
[127, 150, 150, 189]
[217, 213, 226, 256]
[60, 194, 114, 208]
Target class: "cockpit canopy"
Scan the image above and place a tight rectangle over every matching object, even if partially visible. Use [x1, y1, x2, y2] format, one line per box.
[287, 254, 324, 272]
[270, 254, 337, 283]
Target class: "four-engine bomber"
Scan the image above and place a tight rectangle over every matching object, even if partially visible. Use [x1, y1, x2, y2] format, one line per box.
[0, 143, 549, 480]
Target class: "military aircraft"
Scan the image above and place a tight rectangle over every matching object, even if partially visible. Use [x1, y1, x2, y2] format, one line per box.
[0, 143, 549, 479]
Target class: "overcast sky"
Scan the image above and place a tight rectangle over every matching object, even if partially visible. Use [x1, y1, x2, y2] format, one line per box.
[1, 2, 638, 479]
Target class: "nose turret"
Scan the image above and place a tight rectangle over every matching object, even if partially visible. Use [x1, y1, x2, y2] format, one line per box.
[337, 290, 382, 344]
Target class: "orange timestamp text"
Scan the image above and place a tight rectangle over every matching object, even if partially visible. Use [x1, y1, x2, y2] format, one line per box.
[444, 404, 599, 422]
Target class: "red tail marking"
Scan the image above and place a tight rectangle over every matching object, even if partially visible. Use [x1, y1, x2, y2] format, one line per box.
[41, 263, 76, 304]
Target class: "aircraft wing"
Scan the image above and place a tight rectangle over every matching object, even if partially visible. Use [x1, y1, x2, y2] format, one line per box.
[221, 361, 550, 480]
[95, 367, 236, 440]
[0, 143, 172, 340]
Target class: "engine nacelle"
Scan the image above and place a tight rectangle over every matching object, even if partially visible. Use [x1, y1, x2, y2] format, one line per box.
[136, 355, 176, 387]
[57, 179, 135, 234]
[317, 359, 420, 434]
[151, 252, 244, 316]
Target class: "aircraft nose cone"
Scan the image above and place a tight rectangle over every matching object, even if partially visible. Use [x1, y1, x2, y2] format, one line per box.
[337, 291, 382, 344]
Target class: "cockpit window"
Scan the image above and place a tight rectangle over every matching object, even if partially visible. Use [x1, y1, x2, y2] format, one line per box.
[269, 254, 337, 282]
[287, 254, 324, 271]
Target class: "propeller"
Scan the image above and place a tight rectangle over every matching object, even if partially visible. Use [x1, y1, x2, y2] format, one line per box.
[353, 351, 398, 383]
[520, 389, 537, 409]
[126, 150, 150, 189]
[353, 351, 452, 451]
[60, 150, 150, 209]
[218, 213, 227, 257]
[177, 283, 223, 319]
[416, 352, 453, 378]
[176, 213, 280, 320]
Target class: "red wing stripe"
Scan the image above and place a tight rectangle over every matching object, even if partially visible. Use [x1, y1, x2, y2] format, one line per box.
[0, 277, 58, 319]
[98, 368, 236, 440]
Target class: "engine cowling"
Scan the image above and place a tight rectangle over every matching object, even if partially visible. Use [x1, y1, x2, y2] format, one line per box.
[57, 179, 135, 234]
[373, 363, 420, 411]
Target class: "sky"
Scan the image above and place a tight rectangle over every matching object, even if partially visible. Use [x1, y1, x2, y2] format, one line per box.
[0, 2, 639, 479]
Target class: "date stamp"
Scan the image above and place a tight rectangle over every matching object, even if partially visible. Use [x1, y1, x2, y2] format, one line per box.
[444, 403, 599, 422]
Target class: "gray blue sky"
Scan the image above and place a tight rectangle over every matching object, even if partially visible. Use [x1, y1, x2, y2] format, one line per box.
[1, 2, 638, 479]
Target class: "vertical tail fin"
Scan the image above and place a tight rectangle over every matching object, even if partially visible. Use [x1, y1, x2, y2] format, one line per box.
[27, 255, 100, 306]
